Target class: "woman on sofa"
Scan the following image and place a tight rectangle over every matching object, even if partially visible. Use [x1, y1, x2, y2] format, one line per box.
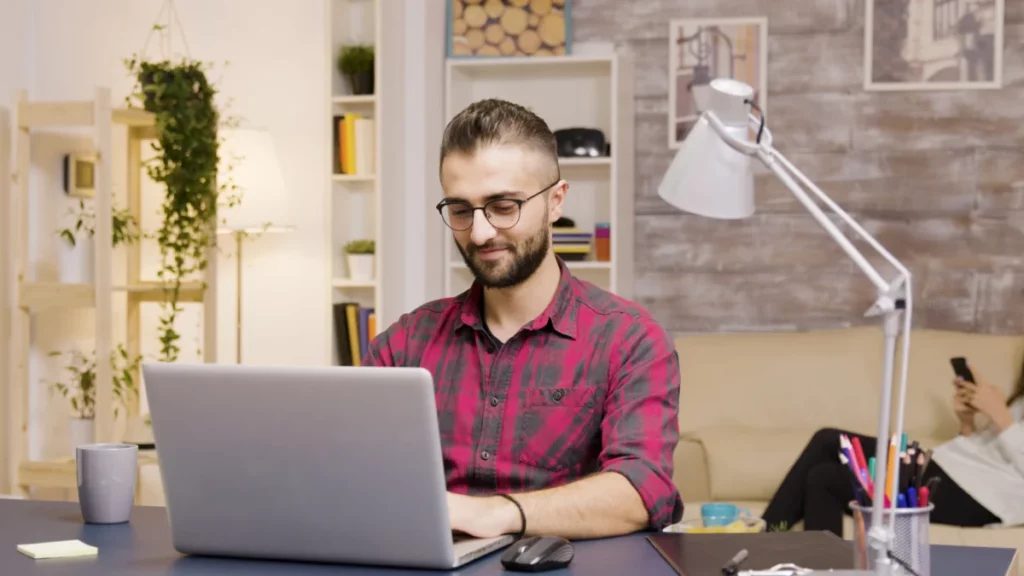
[761, 358, 1024, 536]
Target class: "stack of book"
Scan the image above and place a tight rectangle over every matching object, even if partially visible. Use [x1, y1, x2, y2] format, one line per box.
[333, 114, 375, 176]
[332, 302, 376, 365]
[552, 224, 593, 261]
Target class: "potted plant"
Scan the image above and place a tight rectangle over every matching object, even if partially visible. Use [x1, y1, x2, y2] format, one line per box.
[344, 239, 375, 280]
[56, 199, 141, 284]
[44, 344, 142, 455]
[337, 45, 374, 95]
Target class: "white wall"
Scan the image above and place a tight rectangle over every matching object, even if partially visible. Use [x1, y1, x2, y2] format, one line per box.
[1, 0, 329, 473]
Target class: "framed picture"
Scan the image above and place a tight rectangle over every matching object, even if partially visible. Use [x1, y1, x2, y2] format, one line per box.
[668, 17, 768, 149]
[446, 0, 573, 58]
[865, 0, 1004, 90]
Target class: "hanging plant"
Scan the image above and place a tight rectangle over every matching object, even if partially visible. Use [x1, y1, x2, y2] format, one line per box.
[123, 54, 240, 362]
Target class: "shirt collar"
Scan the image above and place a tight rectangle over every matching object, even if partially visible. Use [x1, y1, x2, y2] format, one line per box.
[455, 256, 578, 340]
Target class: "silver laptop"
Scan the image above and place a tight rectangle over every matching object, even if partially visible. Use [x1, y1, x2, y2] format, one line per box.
[143, 362, 514, 569]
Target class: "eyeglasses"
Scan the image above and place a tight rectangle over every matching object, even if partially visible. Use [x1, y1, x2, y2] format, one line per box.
[436, 180, 559, 232]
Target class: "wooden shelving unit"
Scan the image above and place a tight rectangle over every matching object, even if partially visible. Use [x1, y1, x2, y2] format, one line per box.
[4, 87, 217, 497]
[326, 0, 385, 365]
[442, 52, 635, 299]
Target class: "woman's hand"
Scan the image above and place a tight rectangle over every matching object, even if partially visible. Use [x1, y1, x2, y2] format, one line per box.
[953, 377, 976, 435]
[961, 368, 1015, 432]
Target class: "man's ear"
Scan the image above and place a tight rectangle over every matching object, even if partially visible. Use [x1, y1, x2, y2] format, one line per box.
[549, 180, 567, 222]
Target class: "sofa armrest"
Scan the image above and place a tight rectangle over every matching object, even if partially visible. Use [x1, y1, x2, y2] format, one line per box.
[673, 436, 710, 503]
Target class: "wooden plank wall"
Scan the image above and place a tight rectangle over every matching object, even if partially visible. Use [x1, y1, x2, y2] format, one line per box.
[572, 0, 1024, 333]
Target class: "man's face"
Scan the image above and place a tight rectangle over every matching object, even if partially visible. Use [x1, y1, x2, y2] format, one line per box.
[440, 144, 565, 289]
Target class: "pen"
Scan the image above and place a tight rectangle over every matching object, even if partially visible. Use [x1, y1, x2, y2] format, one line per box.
[722, 548, 748, 576]
[907, 487, 918, 508]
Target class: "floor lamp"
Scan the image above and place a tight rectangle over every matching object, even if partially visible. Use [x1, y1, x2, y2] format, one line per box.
[216, 127, 295, 364]
[658, 78, 913, 576]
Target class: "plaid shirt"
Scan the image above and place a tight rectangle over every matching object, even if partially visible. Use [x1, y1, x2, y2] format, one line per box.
[363, 259, 684, 530]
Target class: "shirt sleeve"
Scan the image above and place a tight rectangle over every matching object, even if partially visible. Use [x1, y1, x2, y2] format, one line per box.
[361, 313, 407, 367]
[994, 421, 1024, 479]
[598, 315, 684, 530]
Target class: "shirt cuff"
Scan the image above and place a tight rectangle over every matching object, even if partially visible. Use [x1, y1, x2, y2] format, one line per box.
[602, 457, 684, 530]
[995, 421, 1024, 460]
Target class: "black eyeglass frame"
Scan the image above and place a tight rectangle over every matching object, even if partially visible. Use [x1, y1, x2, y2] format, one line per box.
[435, 179, 561, 231]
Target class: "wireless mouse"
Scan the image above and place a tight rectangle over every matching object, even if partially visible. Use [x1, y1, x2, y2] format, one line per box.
[500, 536, 574, 572]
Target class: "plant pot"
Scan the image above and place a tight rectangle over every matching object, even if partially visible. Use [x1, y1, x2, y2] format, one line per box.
[346, 70, 374, 95]
[58, 236, 94, 285]
[347, 254, 375, 281]
[69, 417, 95, 455]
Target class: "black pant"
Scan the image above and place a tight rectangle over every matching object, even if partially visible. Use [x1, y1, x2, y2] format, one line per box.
[760, 428, 1000, 536]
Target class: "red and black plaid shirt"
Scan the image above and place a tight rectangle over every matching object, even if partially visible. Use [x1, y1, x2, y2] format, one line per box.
[363, 259, 684, 530]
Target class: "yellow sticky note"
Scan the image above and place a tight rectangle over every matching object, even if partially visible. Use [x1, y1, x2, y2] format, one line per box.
[17, 539, 98, 559]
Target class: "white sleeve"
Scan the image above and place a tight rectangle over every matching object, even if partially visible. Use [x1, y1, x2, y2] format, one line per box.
[994, 421, 1024, 479]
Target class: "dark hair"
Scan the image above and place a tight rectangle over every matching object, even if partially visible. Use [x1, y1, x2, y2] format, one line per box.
[439, 98, 559, 183]
[1010, 356, 1024, 406]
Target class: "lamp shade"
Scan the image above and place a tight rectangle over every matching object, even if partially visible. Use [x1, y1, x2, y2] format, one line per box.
[658, 78, 757, 220]
[216, 127, 295, 233]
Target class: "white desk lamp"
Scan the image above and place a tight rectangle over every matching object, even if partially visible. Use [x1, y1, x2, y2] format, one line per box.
[659, 78, 913, 576]
[216, 127, 295, 364]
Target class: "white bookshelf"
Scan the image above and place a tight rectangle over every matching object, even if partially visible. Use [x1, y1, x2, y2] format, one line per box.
[442, 52, 635, 299]
[326, 0, 383, 365]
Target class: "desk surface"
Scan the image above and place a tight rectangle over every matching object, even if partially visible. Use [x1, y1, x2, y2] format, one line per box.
[1, 499, 1017, 575]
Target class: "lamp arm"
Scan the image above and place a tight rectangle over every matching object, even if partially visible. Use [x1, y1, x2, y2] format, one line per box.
[705, 108, 916, 576]
[703, 110, 908, 302]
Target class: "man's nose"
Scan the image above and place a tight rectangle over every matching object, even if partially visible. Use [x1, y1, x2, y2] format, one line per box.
[469, 210, 497, 245]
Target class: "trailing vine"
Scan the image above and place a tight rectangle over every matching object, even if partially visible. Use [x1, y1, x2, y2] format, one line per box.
[124, 55, 240, 362]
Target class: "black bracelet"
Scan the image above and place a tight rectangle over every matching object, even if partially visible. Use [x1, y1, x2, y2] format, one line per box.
[497, 493, 526, 539]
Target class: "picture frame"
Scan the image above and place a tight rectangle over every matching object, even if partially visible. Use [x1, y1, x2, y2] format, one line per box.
[446, 0, 573, 59]
[668, 17, 768, 149]
[62, 152, 97, 199]
[864, 0, 1004, 91]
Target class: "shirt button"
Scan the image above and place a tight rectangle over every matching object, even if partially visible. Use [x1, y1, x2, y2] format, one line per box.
[490, 397, 499, 407]
[481, 451, 490, 460]
[552, 390, 565, 401]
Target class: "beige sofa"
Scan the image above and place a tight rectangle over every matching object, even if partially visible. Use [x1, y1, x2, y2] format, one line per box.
[671, 326, 1024, 572]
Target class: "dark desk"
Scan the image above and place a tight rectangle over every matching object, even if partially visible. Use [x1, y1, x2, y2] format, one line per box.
[1, 499, 1017, 575]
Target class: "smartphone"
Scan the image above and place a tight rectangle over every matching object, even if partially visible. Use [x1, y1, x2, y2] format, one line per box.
[950, 357, 975, 384]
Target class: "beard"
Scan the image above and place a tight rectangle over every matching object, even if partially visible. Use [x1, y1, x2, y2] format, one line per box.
[456, 217, 550, 289]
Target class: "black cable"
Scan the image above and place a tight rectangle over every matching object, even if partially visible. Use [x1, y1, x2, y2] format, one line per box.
[744, 98, 766, 144]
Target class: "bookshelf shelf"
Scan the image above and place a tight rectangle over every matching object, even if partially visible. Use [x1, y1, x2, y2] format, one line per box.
[332, 94, 376, 105]
[442, 52, 635, 299]
[326, 0, 384, 366]
[332, 278, 378, 289]
[559, 157, 612, 167]
[332, 174, 376, 183]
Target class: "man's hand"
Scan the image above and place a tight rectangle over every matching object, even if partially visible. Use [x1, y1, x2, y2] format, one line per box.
[962, 371, 1014, 431]
[447, 492, 520, 539]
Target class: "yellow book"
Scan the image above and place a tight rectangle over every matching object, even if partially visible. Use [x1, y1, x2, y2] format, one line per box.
[17, 540, 98, 559]
[346, 304, 361, 366]
[343, 113, 361, 175]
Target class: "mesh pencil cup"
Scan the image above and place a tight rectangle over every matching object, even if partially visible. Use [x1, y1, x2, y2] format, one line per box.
[850, 501, 934, 576]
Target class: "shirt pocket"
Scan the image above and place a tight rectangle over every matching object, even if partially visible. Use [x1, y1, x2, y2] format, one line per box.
[517, 387, 600, 472]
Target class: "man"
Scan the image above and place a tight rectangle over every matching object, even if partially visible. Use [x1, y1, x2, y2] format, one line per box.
[364, 98, 683, 540]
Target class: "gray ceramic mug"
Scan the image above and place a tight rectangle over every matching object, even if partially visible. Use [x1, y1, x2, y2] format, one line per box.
[76, 443, 138, 524]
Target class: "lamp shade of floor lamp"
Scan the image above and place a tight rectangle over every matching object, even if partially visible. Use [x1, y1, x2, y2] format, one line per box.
[215, 127, 295, 364]
[658, 78, 914, 576]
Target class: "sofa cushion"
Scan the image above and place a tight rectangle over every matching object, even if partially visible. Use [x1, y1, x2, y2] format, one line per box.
[675, 326, 886, 438]
[696, 426, 826, 502]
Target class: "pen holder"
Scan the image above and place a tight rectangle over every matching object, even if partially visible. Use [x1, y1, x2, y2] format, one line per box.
[850, 501, 933, 576]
